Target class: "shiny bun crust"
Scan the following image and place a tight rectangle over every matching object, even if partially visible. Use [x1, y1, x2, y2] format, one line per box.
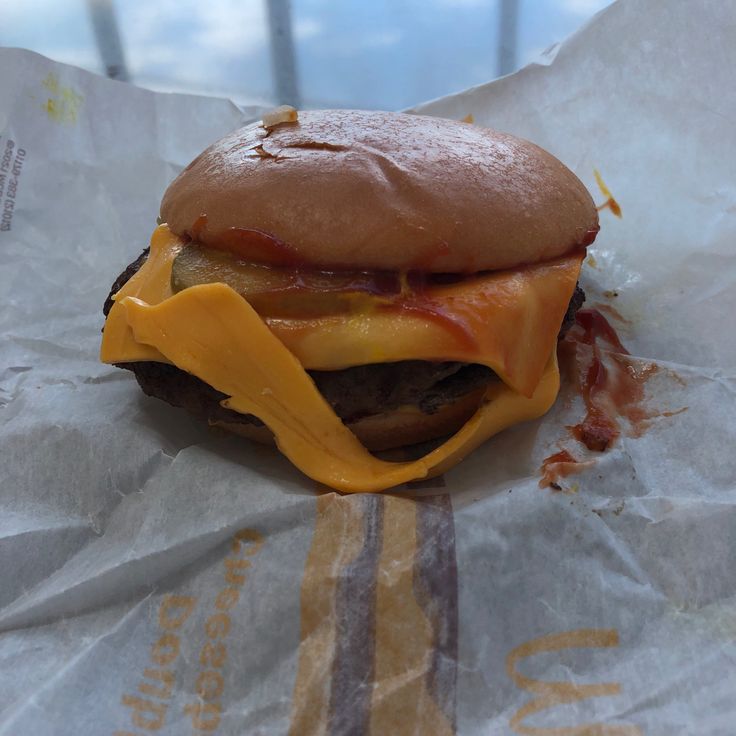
[213, 386, 486, 453]
[161, 110, 598, 273]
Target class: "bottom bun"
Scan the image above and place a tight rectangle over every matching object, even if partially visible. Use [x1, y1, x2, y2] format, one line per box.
[211, 386, 487, 452]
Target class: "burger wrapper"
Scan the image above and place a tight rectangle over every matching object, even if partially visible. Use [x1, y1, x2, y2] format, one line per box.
[1, 2, 735, 733]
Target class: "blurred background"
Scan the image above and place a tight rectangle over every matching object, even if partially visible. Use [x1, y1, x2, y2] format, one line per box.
[2, 0, 613, 109]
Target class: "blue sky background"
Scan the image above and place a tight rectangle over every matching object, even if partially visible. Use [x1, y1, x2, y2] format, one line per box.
[1, 0, 612, 109]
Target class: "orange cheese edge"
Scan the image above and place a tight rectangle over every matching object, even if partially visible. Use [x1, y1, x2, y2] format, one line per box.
[119, 284, 560, 492]
[102, 225, 581, 395]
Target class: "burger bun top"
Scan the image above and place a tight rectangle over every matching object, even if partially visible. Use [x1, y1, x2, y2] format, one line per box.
[161, 109, 598, 273]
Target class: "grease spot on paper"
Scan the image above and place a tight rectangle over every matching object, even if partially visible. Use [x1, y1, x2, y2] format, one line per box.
[42, 72, 83, 124]
[594, 168, 622, 218]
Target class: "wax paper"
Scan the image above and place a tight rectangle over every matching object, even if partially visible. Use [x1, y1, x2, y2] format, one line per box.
[1, 1, 735, 733]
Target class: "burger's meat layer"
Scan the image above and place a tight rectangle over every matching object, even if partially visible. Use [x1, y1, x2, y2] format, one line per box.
[102, 248, 150, 318]
[309, 361, 495, 421]
[129, 359, 495, 428]
[561, 282, 585, 336]
[130, 359, 259, 425]
[103, 250, 584, 426]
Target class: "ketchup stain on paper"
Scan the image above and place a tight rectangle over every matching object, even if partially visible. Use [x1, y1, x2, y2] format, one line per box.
[564, 308, 660, 450]
[540, 307, 687, 489]
[538, 167, 683, 490]
[539, 449, 594, 491]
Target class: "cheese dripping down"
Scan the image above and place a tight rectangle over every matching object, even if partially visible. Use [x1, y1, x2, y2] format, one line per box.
[101, 225, 580, 492]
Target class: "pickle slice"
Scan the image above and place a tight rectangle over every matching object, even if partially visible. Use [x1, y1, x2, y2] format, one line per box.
[171, 244, 399, 317]
[172, 243, 292, 296]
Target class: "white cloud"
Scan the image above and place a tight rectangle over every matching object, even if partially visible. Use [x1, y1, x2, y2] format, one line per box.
[293, 17, 322, 41]
[560, 0, 612, 16]
[118, 0, 270, 90]
[361, 30, 402, 49]
[433, 0, 487, 7]
[194, 0, 269, 58]
[1, 0, 77, 23]
[317, 28, 402, 56]
[126, 43, 181, 77]
[122, 0, 268, 61]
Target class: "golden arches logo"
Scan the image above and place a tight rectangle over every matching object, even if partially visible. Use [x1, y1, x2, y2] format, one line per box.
[506, 629, 642, 736]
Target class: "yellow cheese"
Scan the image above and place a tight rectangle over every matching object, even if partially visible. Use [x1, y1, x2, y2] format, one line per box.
[100, 228, 182, 364]
[266, 256, 575, 396]
[102, 226, 582, 396]
[120, 284, 559, 492]
[101, 225, 578, 491]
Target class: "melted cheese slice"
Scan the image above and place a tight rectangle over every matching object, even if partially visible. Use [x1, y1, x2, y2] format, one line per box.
[120, 285, 560, 492]
[101, 225, 579, 492]
[102, 226, 582, 396]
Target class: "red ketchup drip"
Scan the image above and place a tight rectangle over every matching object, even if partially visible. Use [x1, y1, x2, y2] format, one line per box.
[388, 298, 478, 352]
[581, 225, 600, 246]
[594, 302, 631, 325]
[575, 308, 628, 352]
[191, 214, 208, 240]
[211, 227, 308, 268]
[186, 221, 478, 346]
[411, 240, 452, 270]
[384, 269, 478, 351]
[562, 308, 658, 451]
[539, 450, 586, 490]
[188, 214, 308, 267]
[597, 198, 622, 218]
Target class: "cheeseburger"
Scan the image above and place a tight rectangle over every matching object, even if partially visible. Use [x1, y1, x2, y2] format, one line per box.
[100, 109, 597, 492]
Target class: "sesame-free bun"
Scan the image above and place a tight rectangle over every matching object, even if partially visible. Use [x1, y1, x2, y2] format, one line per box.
[161, 110, 598, 273]
[213, 386, 487, 453]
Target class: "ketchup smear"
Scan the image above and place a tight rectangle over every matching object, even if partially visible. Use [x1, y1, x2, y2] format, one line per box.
[390, 297, 478, 351]
[218, 228, 314, 267]
[539, 307, 686, 488]
[597, 198, 622, 218]
[581, 225, 601, 246]
[539, 450, 593, 490]
[188, 215, 479, 350]
[560, 308, 658, 452]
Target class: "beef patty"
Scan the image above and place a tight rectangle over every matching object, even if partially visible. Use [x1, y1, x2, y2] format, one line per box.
[103, 248, 584, 427]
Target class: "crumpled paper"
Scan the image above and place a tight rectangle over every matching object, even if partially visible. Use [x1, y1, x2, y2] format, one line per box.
[1, 1, 735, 732]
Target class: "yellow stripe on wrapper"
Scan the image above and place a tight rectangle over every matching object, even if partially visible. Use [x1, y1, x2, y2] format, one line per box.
[101, 225, 577, 492]
[370, 495, 454, 735]
[288, 493, 459, 734]
[288, 494, 368, 735]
